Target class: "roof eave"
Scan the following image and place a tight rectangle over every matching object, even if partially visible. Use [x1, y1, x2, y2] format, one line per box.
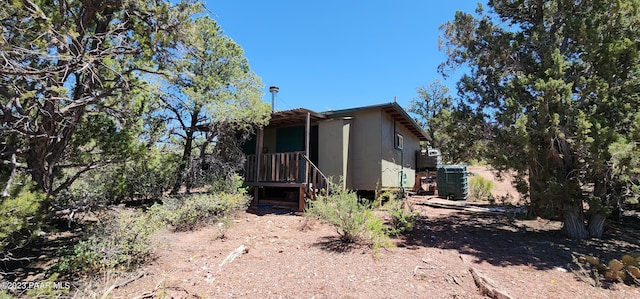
[325, 102, 429, 142]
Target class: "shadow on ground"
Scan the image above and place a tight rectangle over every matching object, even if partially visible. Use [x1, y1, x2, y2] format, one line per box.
[245, 205, 300, 216]
[401, 203, 640, 271]
[311, 236, 365, 253]
[1, 228, 80, 283]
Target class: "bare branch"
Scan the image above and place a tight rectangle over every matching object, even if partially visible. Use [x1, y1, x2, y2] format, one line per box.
[1, 152, 23, 197]
[52, 159, 123, 195]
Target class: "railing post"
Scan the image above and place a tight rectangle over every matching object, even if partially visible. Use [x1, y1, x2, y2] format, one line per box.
[301, 154, 330, 198]
[305, 112, 310, 185]
[256, 128, 263, 183]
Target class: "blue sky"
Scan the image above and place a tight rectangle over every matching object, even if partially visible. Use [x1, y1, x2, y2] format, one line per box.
[205, 1, 483, 113]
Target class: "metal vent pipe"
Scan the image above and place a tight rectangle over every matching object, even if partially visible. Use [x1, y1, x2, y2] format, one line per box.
[269, 86, 279, 112]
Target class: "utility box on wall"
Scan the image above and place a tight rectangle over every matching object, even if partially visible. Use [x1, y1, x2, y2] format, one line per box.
[436, 165, 468, 200]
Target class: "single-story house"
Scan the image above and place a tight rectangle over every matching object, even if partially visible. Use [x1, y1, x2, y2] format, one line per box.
[242, 102, 429, 211]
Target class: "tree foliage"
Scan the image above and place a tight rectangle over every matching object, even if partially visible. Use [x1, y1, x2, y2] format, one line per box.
[162, 16, 270, 194]
[409, 80, 486, 164]
[440, 0, 640, 239]
[0, 0, 202, 198]
[1, 0, 268, 204]
[0, 182, 45, 255]
[0, 0, 269, 276]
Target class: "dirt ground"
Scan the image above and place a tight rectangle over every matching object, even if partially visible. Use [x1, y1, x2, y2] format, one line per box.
[103, 167, 640, 298]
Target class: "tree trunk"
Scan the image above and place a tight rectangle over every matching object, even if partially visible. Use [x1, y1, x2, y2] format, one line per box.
[171, 108, 204, 195]
[527, 161, 560, 218]
[588, 170, 609, 238]
[587, 213, 606, 238]
[171, 130, 194, 195]
[561, 200, 589, 239]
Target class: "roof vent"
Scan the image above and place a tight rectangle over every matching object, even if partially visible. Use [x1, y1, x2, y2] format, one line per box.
[269, 86, 279, 113]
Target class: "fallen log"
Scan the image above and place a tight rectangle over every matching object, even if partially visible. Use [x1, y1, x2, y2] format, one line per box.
[468, 267, 513, 299]
[460, 255, 513, 299]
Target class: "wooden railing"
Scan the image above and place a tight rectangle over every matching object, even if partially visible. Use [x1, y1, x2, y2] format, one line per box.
[245, 154, 257, 182]
[246, 151, 304, 183]
[245, 151, 330, 197]
[301, 154, 329, 196]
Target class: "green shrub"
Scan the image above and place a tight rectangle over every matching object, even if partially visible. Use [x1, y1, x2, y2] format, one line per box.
[148, 193, 250, 231]
[102, 149, 179, 203]
[386, 199, 418, 237]
[306, 189, 393, 249]
[58, 148, 179, 206]
[210, 173, 248, 195]
[59, 192, 249, 275]
[468, 175, 495, 202]
[306, 190, 372, 243]
[366, 215, 395, 257]
[59, 209, 155, 274]
[0, 186, 45, 253]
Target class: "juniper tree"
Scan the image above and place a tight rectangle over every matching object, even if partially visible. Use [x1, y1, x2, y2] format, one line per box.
[440, 0, 640, 238]
[0, 0, 202, 198]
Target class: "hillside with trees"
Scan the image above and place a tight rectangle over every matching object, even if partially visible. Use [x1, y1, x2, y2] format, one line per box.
[1, 0, 639, 297]
[0, 0, 268, 287]
[412, 0, 640, 239]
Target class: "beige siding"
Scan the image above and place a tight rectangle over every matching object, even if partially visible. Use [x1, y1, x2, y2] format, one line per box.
[348, 109, 382, 190]
[400, 122, 420, 189]
[318, 105, 423, 192]
[318, 119, 351, 189]
[380, 112, 419, 190]
[380, 111, 396, 188]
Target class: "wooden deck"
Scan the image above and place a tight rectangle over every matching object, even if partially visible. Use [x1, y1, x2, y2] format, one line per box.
[245, 152, 328, 191]
[246, 151, 305, 184]
[244, 151, 329, 211]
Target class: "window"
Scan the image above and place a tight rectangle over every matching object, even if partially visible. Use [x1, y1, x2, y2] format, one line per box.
[395, 133, 404, 150]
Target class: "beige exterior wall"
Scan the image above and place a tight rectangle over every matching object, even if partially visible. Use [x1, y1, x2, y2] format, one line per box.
[317, 106, 423, 192]
[380, 111, 400, 189]
[318, 119, 351, 189]
[250, 104, 424, 198]
[348, 109, 382, 191]
[379, 112, 419, 190]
